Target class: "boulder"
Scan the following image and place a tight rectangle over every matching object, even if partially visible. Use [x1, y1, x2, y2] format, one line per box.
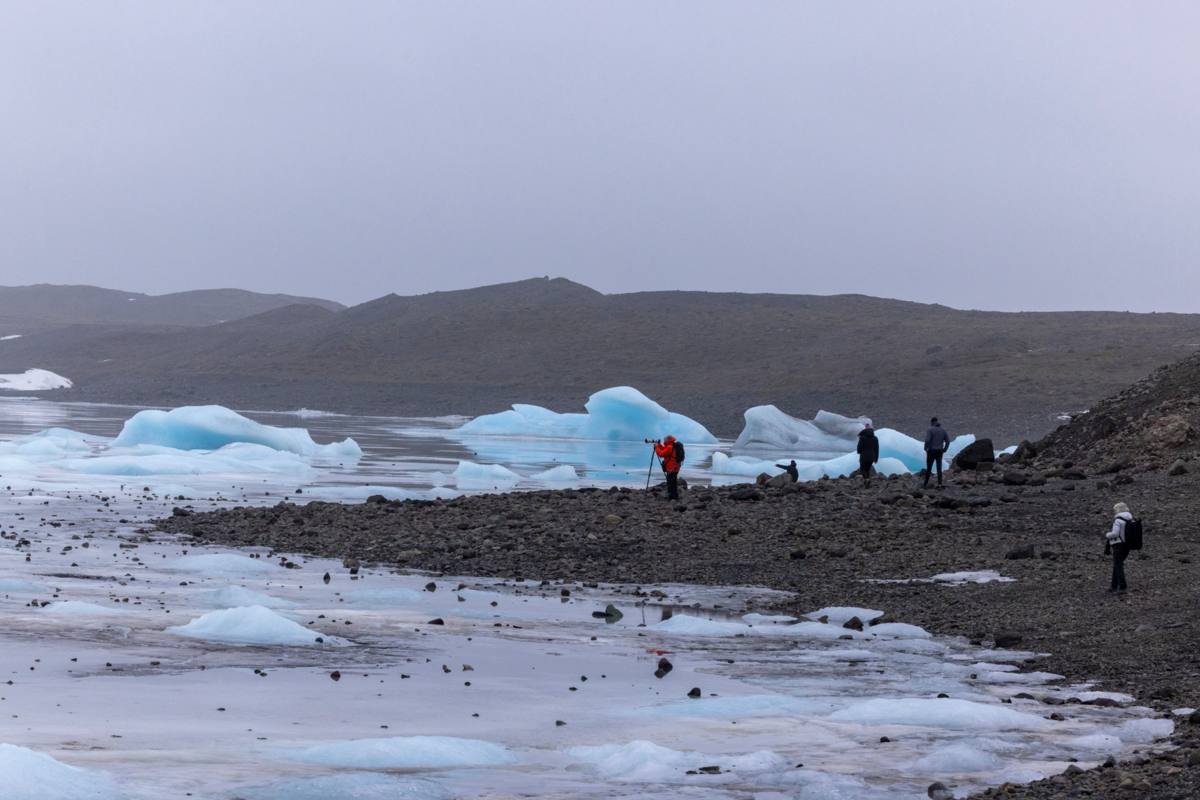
[1168, 459, 1188, 476]
[1144, 414, 1193, 449]
[951, 439, 995, 470]
[1012, 440, 1037, 462]
[1002, 470, 1028, 486]
[730, 488, 764, 502]
[766, 473, 794, 489]
[755, 472, 772, 486]
[1005, 543, 1037, 560]
[993, 631, 1023, 648]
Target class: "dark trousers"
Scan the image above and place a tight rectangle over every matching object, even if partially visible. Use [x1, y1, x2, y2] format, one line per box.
[924, 449, 944, 487]
[665, 470, 679, 500]
[1111, 543, 1128, 590]
[859, 458, 873, 485]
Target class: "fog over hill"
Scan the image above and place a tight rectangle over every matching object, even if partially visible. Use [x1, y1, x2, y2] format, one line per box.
[0, 284, 344, 332]
[3, 277, 1199, 442]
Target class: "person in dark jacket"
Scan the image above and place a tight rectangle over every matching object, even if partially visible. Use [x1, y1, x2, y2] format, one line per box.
[1105, 502, 1134, 593]
[923, 417, 950, 488]
[856, 424, 880, 486]
[775, 460, 799, 482]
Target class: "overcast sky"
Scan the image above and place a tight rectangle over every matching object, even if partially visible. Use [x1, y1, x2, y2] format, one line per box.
[2, 2, 1197, 311]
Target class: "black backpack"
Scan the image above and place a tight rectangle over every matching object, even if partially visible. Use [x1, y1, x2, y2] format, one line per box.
[1124, 518, 1144, 550]
[673, 440, 685, 465]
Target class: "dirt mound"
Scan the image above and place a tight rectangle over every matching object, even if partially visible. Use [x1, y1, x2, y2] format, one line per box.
[1030, 351, 1200, 470]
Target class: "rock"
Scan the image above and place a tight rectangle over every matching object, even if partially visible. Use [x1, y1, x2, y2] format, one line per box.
[696, 765, 721, 774]
[927, 782, 954, 800]
[788, 548, 807, 560]
[427, 618, 445, 625]
[755, 473, 772, 486]
[171, 507, 192, 517]
[1144, 414, 1193, 449]
[424, 581, 437, 592]
[322, 572, 331, 584]
[1188, 709, 1200, 725]
[329, 670, 341, 681]
[604, 514, 623, 527]
[1012, 440, 1037, 461]
[590, 603, 623, 622]
[1168, 459, 1188, 476]
[993, 631, 1023, 648]
[729, 488, 764, 502]
[1187, 750, 1200, 766]
[687, 687, 702, 698]
[1005, 543, 1037, 560]
[951, 438, 996, 470]
[1060, 469, 1087, 480]
[842, 616, 864, 632]
[766, 473, 794, 489]
[365, 494, 389, 505]
[654, 657, 673, 679]
[1002, 471, 1028, 486]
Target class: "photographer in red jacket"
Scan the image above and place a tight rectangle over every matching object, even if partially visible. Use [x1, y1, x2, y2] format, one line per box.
[652, 435, 682, 500]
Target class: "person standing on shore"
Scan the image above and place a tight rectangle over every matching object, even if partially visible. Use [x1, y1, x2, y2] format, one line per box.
[856, 424, 880, 487]
[653, 435, 682, 500]
[1105, 502, 1134, 593]
[775, 459, 799, 482]
[923, 417, 950, 488]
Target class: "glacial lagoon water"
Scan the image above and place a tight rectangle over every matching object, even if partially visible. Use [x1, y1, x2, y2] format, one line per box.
[0, 397, 1172, 799]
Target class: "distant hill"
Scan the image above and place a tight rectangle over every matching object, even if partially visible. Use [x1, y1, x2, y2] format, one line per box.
[2, 277, 1199, 443]
[0, 284, 343, 332]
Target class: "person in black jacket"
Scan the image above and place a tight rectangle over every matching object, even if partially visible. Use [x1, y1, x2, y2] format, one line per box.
[775, 460, 799, 482]
[856, 424, 880, 487]
[923, 417, 951, 488]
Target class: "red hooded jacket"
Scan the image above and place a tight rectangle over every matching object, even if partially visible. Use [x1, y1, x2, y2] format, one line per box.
[655, 435, 680, 473]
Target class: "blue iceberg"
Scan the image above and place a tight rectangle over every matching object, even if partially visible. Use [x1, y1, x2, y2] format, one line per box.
[114, 405, 361, 458]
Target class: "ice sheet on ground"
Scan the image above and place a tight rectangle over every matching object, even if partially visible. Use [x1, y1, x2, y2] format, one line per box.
[238, 773, 450, 800]
[1117, 718, 1174, 742]
[829, 698, 1052, 731]
[929, 571, 1016, 585]
[653, 614, 863, 640]
[113, 405, 361, 457]
[454, 386, 717, 444]
[0, 578, 49, 593]
[1173, 707, 1197, 716]
[0, 743, 121, 800]
[40, 600, 133, 616]
[566, 740, 701, 782]
[804, 607, 885, 625]
[0, 369, 73, 391]
[167, 605, 333, 646]
[168, 553, 281, 575]
[290, 735, 514, 769]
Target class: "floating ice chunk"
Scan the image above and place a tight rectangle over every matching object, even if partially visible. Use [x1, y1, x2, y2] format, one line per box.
[168, 554, 281, 575]
[652, 615, 751, 637]
[112, 405, 361, 458]
[804, 607, 885, 626]
[455, 386, 717, 444]
[0, 369, 73, 391]
[61, 444, 314, 477]
[566, 740, 695, 782]
[201, 586, 296, 609]
[1173, 707, 1197, 716]
[530, 464, 579, 482]
[40, 601, 132, 616]
[168, 605, 332, 646]
[911, 742, 1000, 773]
[238, 773, 450, 800]
[734, 407, 870, 457]
[290, 735, 514, 769]
[0, 428, 94, 456]
[453, 460, 521, 486]
[0, 744, 121, 800]
[742, 613, 798, 625]
[1117, 718, 1174, 743]
[829, 698, 1051, 731]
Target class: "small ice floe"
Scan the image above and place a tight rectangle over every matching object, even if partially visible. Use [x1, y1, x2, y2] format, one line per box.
[0, 334, 22, 341]
[910, 742, 1001, 772]
[828, 698, 1052, 731]
[167, 605, 337, 646]
[803, 607, 885, 625]
[0, 743, 121, 800]
[0, 369, 72, 391]
[453, 460, 521, 487]
[289, 735, 514, 769]
[1173, 707, 1197, 717]
[863, 570, 1015, 586]
[529, 464, 579, 482]
[566, 740, 786, 783]
[200, 586, 297, 609]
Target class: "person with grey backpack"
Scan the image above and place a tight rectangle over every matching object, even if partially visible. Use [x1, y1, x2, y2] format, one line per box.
[1105, 501, 1143, 593]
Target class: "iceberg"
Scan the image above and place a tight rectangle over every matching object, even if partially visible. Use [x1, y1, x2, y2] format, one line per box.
[735, 407, 872, 458]
[113, 405, 361, 458]
[167, 605, 332, 646]
[0, 744, 122, 800]
[0, 369, 73, 391]
[455, 386, 716, 444]
[453, 460, 522, 487]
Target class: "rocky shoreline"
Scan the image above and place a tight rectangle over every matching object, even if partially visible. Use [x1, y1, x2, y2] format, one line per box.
[158, 463, 1200, 798]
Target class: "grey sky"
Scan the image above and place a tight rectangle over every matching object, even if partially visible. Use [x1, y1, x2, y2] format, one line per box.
[2, 2, 1197, 311]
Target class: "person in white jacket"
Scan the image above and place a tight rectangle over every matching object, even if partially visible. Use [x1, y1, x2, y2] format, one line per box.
[1105, 502, 1134, 593]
